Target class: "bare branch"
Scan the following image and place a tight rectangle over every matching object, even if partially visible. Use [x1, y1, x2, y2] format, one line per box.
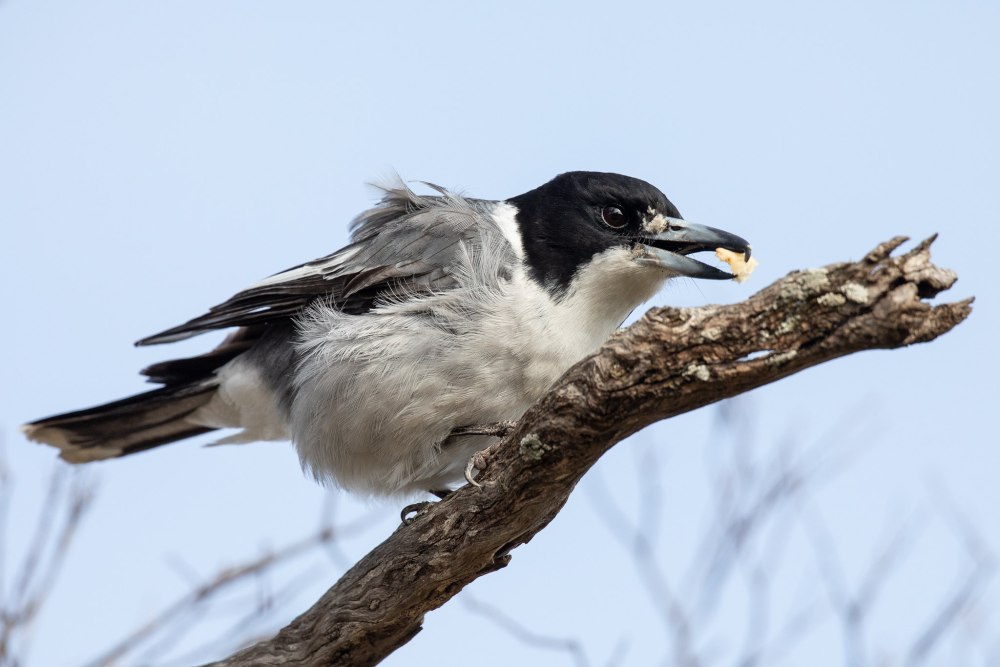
[906, 565, 992, 666]
[587, 468, 701, 667]
[0, 452, 96, 667]
[83, 528, 337, 667]
[905, 487, 997, 665]
[203, 236, 971, 666]
[462, 595, 592, 667]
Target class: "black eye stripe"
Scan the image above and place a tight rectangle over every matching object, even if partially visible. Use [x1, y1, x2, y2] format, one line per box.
[601, 205, 627, 229]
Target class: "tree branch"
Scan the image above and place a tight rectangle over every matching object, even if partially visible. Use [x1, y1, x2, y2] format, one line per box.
[206, 236, 972, 667]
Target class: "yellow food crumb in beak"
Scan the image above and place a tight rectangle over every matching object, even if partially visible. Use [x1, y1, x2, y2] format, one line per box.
[715, 247, 759, 284]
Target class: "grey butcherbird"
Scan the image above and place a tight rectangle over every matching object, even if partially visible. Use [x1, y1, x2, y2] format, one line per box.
[24, 172, 752, 497]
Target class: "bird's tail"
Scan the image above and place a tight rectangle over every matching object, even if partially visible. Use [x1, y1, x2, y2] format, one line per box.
[22, 381, 219, 463]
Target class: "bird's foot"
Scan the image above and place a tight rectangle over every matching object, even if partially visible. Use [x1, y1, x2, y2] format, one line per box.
[464, 450, 491, 488]
[450, 420, 517, 489]
[449, 420, 518, 439]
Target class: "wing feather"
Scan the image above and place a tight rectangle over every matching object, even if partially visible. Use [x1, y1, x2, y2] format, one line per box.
[137, 183, 496, 346]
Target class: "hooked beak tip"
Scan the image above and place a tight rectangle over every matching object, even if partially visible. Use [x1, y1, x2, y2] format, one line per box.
[637, 218, 752, 281]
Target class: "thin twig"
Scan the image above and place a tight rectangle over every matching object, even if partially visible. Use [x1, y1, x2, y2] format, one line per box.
[82, 528, 335, 667]
[462, 594, 592, 667]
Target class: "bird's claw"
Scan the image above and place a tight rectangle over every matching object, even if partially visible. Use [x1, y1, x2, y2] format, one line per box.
[450, 420, 515, 488]
[400, 501, 434, 525]
[465, 450, 490, 488]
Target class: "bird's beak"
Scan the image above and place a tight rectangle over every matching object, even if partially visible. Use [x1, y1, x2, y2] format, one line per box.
[636, 218, 752, 280]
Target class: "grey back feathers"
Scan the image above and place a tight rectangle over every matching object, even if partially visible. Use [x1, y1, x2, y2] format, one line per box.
[136, 183, 499, 346]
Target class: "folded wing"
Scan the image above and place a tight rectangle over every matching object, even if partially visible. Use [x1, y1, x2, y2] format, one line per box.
[137, 183, 493, 347]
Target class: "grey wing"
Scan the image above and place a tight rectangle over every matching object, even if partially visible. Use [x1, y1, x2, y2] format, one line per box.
[137, 183, 496, 347]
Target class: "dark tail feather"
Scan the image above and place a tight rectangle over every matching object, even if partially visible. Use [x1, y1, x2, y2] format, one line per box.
[23, 381, 219, 463]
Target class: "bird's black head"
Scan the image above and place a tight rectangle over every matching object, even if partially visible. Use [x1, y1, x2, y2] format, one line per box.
[507, 171, 751, 294]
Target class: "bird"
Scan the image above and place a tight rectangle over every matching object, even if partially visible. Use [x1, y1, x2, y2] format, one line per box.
[23, 171, 752, 497]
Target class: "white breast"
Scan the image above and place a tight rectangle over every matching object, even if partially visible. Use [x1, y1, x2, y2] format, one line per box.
[497, 246, 666, 397]
[288, 241, 667, 496]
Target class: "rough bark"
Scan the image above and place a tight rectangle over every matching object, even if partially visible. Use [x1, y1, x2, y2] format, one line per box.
[205, 236, 972, 667]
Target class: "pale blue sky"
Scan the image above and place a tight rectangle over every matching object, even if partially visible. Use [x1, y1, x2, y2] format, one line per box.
[2, 1, 998, 665]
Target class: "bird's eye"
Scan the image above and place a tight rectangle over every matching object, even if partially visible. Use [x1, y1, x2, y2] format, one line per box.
[601, 205, 627, 229]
